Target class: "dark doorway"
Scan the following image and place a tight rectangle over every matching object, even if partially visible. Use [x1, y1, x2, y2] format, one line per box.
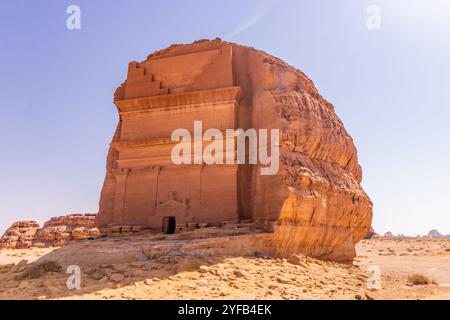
[162, 216, 176, 234]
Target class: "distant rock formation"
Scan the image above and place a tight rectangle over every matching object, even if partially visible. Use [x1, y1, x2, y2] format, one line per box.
[0, 214, 103, 249]
[372, 230, 450, 239]
[425, 230, 450, 239]
[382, 232, 406, 238]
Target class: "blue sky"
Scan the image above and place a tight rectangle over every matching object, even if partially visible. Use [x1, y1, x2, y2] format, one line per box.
[0, 0, 449, 236]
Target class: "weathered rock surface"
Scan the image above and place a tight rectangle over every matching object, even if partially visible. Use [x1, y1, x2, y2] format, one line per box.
[257, 49, 373, 261]
[96, 39, 372, 262]
[33, 214, 101, 247]
[35, 227, 269, 267]
[0, 221, 40, 249]
[0, 214, 102, 249]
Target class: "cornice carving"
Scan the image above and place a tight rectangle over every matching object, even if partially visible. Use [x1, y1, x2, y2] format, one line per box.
[112, 168, 130, 178]
[134, 166, 162, 174]
[115, 86, 242, 113]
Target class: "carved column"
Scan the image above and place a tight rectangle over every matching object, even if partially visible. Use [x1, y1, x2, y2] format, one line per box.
[222, 164, 239, 222]
[188, 165, 203, 216]
[141, 166, 161, 217]
[112, 168, 130, 225]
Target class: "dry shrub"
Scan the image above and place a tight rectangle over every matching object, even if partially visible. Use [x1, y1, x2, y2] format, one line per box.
[18, 260, 62, 279]
[407, 273, 437, 285]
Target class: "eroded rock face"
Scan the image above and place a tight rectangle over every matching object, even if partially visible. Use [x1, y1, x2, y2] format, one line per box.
[96, 39, 372, 262]
[0, 214, 102, 249]
[32, 214, 100, 247]
[364, 228, 379, 239]
[0, 221, 40, 249]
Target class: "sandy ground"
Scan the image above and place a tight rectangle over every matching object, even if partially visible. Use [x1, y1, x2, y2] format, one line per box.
[355, 237, 450, 300]
[0, 237, 449, 300]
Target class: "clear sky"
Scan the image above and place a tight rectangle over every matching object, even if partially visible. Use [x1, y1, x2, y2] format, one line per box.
[0, 0, 449, 236]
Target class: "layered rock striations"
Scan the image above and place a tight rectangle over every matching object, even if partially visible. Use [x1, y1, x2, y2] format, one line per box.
[96, 39, 372, 261]
[32, 214, 100, 247]
[0, 214, 101, 249]
[0, 221, 40, 249]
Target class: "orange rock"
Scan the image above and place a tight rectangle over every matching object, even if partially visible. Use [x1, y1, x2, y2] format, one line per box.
[0, 214, 99, 249]
[92, 39, 372, 262]
[33, 214, 97, 247]
[0, 221, 40, 249]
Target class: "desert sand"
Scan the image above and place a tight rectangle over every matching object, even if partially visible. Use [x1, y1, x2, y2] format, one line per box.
[1, 236, 449, 300]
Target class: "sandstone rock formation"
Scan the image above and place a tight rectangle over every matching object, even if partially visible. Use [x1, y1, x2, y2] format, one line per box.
[96, 39, 372, 262]
[32, 214, 99, 247]
[0, 214, 102, 249]
[0, 221, 40, 249]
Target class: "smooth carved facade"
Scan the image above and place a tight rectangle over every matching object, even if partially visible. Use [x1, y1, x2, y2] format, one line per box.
[97, 44, 243, 229]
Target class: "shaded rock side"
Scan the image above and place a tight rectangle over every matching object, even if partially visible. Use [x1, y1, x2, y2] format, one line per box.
[364, 228, 378, 239]
[32, 214, 99, 247]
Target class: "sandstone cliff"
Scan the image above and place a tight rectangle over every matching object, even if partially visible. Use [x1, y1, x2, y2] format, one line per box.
[96, 39, 372, 262]
[229, 43, 373, 261]
[0, 221, 40, 249]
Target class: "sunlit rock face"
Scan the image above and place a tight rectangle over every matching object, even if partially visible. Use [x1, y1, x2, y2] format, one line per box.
[0, 214, 100, 249]
[0, 221, 40, 249]
[96, 39, 372, 262]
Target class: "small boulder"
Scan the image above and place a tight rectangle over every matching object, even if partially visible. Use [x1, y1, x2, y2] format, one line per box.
[198, 266, 210, 274]
[71, 227, 90, 240]
[287, 254, 306, 266]
[233, 269, 247, 278]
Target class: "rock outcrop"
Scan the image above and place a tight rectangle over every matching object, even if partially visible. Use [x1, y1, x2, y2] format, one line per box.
[96, 39, 372, 262]
[32, 214, 100, 248]
[0, 214, 102, 249]
[0, 221, 40, 249]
